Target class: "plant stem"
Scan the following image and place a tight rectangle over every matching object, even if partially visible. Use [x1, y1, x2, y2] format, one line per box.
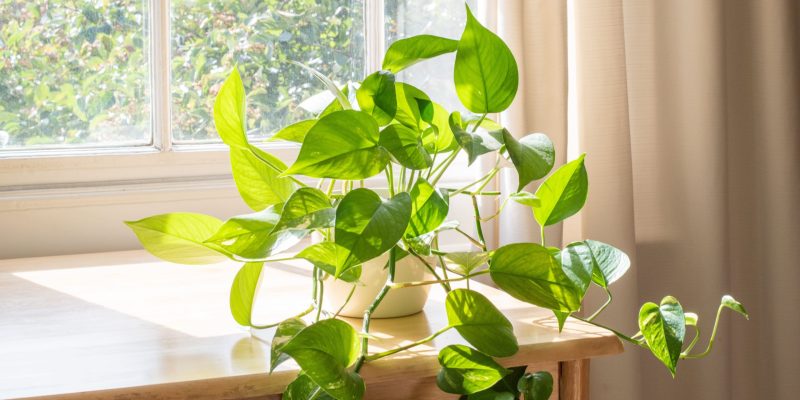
[406, 169, 417, 192]
[249, 147, 307, 187]
[471, 195, 488, 252]
[333, 283, 357, 318]
[365, 326, 453, 361]
[326, 179, 337, 197]
[353, 246, 398, 373]
[572, 315, 647, 347]
[406, 246, 451, 292]
[315, 269, 324, 322]
[250, 304, 315, 330]
[682, 303, 725, 359]
[386, 166, 395, 197]
[454, 227, 485, 248]
[388, 270, 490, 289]
[471, 113, 487, 133]
[540, 225, 546, 247]
[586, 287, 613, 321]
[479, 196, 509, 222]
[682, 324, 701, 356]
[430, 150, 459, 185]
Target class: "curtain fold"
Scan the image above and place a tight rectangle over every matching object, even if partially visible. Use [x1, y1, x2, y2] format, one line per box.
[492, 0, 800, 398]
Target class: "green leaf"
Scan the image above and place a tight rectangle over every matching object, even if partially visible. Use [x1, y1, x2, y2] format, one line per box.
[406, 178, 450, 238]
[394, 82, 431, 130]
[291, 61, 351, 110]
[125, 213, 227, 265]
[450, 112, 503, 165]
[454, 5, 519, 113]
[270, 317, 306, 372]
[466, 366, 527, 400]
[639, 296, 686, 376]
[517, 371, 554, 400]
[422, 103, 459, 153]
[335, 189, 412, 268]
[437, 345, 510, 395]
[272, 188, 334, 233]
[229, 262, 263, 326]
[533, 154, 588, 227]
[509, 191, 541, 208]
[444, 251, 490, 276]
[553, 310, 570, 332]
[281, 319, 364, 400]
[230, 145, 294, 211]
[489, 243, 583, 312]
[213, 67, 247, 148]
[284, 110, 390, 179]
[721, 295, 749, 319]
[379, 124, 432, 169]
[559, 242, 596, 299]
[296, 241, 362, 283]
[446, 289, 518, 357]
[383, 34, 459, 73]
[356, 70, 397, 125]
[584, 240, 631, 287]
[205, 207, 306, 261]
[502, 131, 555, 191]
[282, 374, 334, 400]
[270, 119, 316, 143]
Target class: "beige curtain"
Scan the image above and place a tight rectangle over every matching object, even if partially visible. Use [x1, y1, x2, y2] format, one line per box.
[491, 0, 800, 399]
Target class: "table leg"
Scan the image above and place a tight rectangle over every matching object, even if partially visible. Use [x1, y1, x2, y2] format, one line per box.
[559, 359, 590, 400]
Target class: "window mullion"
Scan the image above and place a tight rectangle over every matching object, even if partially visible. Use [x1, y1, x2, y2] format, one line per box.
[364, 0, 385, 73]
[151, 0, 172, 152]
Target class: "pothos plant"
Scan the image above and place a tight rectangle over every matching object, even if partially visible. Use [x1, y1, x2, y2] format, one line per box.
[126, 5, 747, 400]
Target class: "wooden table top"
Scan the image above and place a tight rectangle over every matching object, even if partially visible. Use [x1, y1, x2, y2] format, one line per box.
[0, 250, 622, 400]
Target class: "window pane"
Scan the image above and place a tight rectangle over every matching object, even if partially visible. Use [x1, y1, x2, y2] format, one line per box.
[171, 0, 365, 143]
[384, 0, 475, 112]
[0, 1, 150, 150]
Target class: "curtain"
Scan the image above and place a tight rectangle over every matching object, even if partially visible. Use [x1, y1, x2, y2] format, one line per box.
[490, 0, 800, 399]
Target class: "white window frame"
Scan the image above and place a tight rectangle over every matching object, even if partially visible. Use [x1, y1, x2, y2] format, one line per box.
[0, 0, 485, 259]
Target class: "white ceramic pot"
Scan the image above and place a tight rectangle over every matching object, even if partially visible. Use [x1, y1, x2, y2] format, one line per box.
[323, 251, 434, 319]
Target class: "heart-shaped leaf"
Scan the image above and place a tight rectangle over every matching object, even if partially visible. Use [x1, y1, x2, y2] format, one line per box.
[379, 124, 432, 169]
[446, 289, 518, 357]
[281, 319, 364, 400]
[296, 241, 362, 282]
[489, 243, 583, 312]
[517, 371, 553, 400]
[639, 296, 686, 376]
[454, 5, 518, 113]
[721, 295, 749, 319]
[270, 317, 307, 372]
[272, 188, 334, 233]
[229, 262, 263, 326]
[502, 131, 555, 191]
[284, 110, 390, 179]
[393, 82, 432, 130]
[444, 251, 490, 276]
[383, 34, 459, 73]
[335, 189, 412, 268]
[584, 239, 630, 287]
[450, 111, 503, 165]
[559, 242, 596, 299]
[422, 103, 458, 154]
[205, 207, 306, 261]
[406, 178, 449, 238]
[125, 213, 227, 264]
[437, 345, 510, 395]
[230, 145, 294, 211]
[357, 70, 397, 125]
[534, 154, 588, 227]
[270, 119, 316, 143]
[213, 67, 248, 148]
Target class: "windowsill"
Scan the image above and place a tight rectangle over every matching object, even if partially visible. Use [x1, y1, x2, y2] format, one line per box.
[0, 250, 622, 400]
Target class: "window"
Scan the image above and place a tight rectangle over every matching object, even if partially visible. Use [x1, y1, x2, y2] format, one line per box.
[0, 0, 481, 258]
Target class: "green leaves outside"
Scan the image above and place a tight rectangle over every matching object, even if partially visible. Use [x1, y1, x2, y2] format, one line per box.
[445, 289, 518, 357]
[639, 296, 686, 376]
[454, 5, 518, 114]
[534, 154, 588, 227]
[335, 189, 412, 268]
[280, 319, 364, 400]
[284, 110, 389, 179]
[437, 345, 510, 395]
[125, 212, 228, 265]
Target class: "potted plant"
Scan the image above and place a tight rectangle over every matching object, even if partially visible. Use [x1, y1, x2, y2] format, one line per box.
[126, 4, 747, 399]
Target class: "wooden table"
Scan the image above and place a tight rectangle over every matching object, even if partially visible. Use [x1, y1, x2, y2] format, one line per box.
[0, 250, 622, 400]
